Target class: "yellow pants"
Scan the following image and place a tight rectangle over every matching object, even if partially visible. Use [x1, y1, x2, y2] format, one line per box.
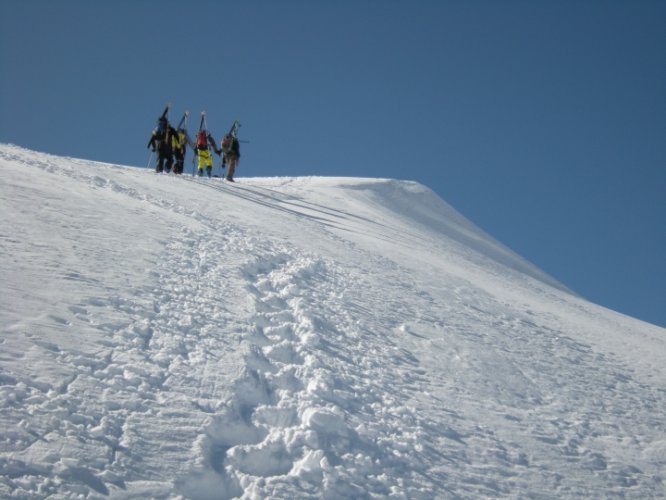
[197, 149, 212, 169]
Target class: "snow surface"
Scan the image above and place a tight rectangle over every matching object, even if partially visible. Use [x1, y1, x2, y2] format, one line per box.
[1, 144, 665, 499]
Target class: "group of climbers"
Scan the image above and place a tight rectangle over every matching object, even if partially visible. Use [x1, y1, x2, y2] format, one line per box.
[147, 105, 241, 181]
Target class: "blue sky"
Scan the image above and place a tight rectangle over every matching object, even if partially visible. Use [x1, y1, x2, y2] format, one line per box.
[1, 0, 664, 327]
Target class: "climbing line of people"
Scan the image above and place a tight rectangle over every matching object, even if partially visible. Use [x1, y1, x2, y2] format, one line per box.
[147, 104, 241, 181]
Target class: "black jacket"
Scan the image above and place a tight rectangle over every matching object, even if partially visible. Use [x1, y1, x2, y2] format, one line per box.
[148, 125, 177, 153]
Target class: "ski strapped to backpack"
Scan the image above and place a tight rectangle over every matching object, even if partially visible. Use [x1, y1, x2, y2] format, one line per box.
[159, 103, 170, 123]
[228, 119, 241, 139]
[177, 110, 189, 131]
[196, 113, 208, 148]
[176, 110, 194, 150]
[156, 102, 171, 133]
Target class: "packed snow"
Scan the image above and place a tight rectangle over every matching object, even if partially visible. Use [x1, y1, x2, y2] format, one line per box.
[1, 144, 664, 498]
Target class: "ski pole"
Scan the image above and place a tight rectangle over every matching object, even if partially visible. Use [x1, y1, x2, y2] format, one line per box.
[147, 151, 154, 169]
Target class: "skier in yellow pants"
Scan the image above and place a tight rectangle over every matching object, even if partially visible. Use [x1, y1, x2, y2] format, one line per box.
[197, 148, 213, 177]
[195, 129, 222, 177]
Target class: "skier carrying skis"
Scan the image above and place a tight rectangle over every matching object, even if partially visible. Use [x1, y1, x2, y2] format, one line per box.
[169, 111, 192, 175]
[172, 128, 188, 175]
[221, 133, 240, 182]
[195, 129, 221, 177]
[147, 117, 178, 173]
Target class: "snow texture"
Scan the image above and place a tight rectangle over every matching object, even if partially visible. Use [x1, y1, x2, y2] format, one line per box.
[1, 144, 665, 498]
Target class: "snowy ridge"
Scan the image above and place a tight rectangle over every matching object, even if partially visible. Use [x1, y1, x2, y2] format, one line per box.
[1, 144, 665, 498]
[342, 178, 572, 294]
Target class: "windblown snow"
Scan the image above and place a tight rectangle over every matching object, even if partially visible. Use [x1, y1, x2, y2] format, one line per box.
[1, 144, 665, 499]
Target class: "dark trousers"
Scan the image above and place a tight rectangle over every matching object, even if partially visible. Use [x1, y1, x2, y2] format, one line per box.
[173, 148, 185, 174]
[156, 144, 174, 173]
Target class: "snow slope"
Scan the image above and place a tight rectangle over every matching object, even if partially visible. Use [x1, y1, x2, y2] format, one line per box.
[1, 144, 664, 499]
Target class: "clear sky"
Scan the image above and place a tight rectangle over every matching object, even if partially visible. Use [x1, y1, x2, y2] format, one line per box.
[1, 0, 664, 327]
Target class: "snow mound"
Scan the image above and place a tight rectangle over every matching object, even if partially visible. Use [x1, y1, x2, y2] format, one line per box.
[1, 144, 664, 498]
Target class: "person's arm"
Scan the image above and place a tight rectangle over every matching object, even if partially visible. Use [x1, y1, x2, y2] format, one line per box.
[208, 134, 222, 155]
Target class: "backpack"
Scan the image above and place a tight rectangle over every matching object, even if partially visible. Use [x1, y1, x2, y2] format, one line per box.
[221, 134, 233, 154]
[172, 130, 185, 150]
[196, 130, 208, 148]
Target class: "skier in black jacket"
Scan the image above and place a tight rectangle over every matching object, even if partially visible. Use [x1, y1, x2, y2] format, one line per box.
[147, 117, 178, 173]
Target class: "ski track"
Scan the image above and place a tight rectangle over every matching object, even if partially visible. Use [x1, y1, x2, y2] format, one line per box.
[1, 146, 665, 498]
[180, 248, 456, 499]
